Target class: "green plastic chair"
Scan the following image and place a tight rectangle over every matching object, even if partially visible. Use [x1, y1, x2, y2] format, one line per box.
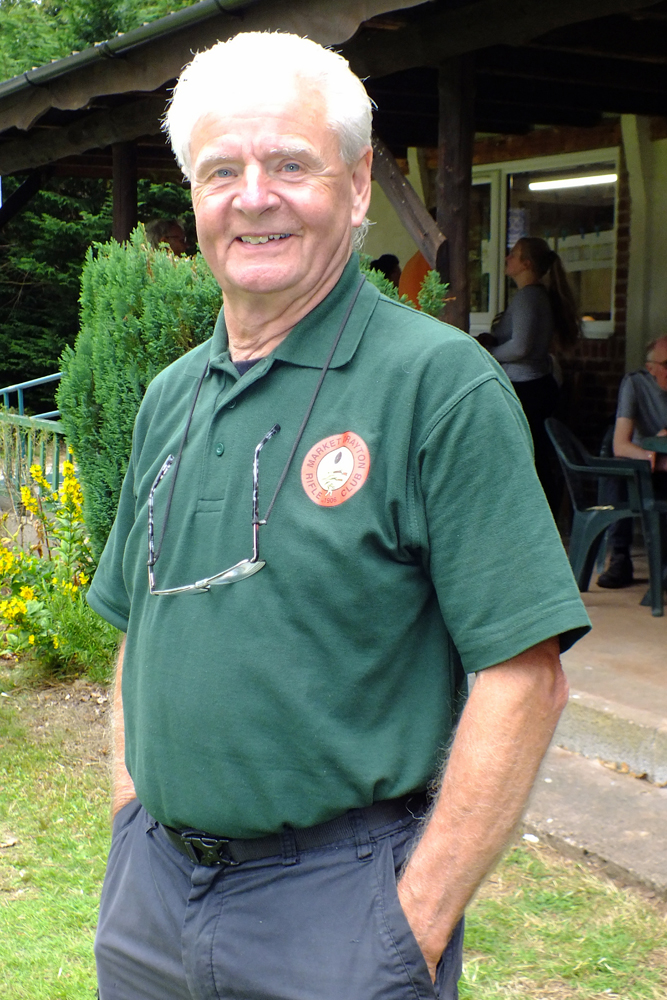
[545, 418, 666, 617]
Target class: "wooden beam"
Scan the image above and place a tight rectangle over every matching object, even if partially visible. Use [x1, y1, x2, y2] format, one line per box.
[0, 166, 53, 230]
[370, 132, 448, 280]
[436, 57, 475, 334]
[478, 44, 667, 92]
[343, 0, 661, 79]
[476, 73, 667, 117]
[0, 97, 165, 176]
[112, 141, 137, 243]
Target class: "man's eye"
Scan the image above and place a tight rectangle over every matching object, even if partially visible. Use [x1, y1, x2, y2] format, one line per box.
[214, 168, 233, 178]
[282, 163, 301, 173]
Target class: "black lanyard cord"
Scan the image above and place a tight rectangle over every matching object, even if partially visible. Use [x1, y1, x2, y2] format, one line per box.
[263, 274, 366, 524]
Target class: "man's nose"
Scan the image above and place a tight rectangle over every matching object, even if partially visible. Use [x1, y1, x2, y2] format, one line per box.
[234, 166, 279, 214]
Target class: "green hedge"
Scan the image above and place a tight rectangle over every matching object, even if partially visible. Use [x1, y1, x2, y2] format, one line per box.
[57, 227, 221, 558]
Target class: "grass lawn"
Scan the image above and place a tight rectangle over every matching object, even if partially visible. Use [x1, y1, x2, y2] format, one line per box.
[0, 666, 665, 999]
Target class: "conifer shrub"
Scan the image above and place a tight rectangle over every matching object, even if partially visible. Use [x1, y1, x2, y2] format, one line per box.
[359, 254, 449, 317]
[57, 227, 221, 557]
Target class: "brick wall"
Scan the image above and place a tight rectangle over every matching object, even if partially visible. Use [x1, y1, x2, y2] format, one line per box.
[559, 152, 629, 453]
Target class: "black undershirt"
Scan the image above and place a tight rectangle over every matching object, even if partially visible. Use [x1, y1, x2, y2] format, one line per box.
[233, 358, 262, 376]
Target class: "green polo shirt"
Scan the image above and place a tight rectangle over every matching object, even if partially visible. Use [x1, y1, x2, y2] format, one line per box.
[89, 254, 590, 839]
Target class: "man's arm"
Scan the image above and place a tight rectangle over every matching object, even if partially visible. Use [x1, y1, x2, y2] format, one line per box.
[397, 636, 568, 981]
[111, 636, 137, 819]
[613, 416, 657, 468]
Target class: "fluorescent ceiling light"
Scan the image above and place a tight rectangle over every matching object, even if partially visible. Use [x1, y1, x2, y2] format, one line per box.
[529, 173, 617, 192]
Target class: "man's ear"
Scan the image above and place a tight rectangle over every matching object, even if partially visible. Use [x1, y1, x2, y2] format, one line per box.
[350, 147, 372, 228]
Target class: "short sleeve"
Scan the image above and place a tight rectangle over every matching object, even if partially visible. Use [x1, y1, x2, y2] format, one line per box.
[616, 374, 637, 420]
[86, 458, 136, 632]
[414, 374, 590, 672]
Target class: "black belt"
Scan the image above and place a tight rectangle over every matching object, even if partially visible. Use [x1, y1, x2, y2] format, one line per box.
[162, 793, 428, 867]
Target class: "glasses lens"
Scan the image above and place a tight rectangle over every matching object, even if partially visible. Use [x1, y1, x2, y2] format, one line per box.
[205, 559, 266, 587]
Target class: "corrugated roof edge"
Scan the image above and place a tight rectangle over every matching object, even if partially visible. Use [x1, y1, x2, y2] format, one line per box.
[0, 0, 256, 104]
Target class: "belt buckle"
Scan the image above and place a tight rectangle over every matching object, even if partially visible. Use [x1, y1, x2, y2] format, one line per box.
[180, 830, 239, 867]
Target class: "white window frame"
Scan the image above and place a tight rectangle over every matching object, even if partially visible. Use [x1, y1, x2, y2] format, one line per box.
[469, 173, 502, 335]
[471, 147, 620, 339]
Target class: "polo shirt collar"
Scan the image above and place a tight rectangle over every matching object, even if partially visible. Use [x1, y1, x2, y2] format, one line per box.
[207, 254, 379, 373]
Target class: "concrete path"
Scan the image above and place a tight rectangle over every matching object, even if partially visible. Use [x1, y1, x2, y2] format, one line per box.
[525, 746, 667, 897]
[524, 551, 667, 897]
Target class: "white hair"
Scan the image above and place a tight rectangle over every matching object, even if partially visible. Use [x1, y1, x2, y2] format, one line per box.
[164, 32, 373, 180]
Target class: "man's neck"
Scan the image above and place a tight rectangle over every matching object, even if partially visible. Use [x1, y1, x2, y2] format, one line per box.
[223, 258, 350, 362]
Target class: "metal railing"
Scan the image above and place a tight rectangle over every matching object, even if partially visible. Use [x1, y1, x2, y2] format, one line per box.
[1, 371, 62, 419]
[0, 372, 67, 500]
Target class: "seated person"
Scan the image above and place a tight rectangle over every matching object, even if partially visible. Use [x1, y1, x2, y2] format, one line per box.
[144, 218, 188, 255]
[369, 253, 401, 288]
[597, 335, 667, 588]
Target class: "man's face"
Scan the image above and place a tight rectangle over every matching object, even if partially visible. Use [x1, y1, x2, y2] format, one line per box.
[165, 223, 188, 256]
[189, 79, 371, 306]
[647, 340, 667, 392]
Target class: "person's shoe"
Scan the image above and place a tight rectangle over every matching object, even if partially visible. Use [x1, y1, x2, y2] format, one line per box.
[597, 554, 633, 588]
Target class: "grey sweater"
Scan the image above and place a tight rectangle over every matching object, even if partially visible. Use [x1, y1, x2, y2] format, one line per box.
[491, 284, 555, 383]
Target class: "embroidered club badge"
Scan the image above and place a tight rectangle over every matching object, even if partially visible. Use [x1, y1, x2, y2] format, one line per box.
[301, 432, 370, 506]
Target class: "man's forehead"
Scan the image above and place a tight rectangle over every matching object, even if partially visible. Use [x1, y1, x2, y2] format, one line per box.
[650, 338, 667, 361]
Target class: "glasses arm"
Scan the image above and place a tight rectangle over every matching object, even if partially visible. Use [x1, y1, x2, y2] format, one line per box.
[251, 424, 280, 560]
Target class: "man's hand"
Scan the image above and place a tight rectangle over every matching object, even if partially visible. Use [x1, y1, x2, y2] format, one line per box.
[474, 332, 497, 351]
[396, 637, 567, 981]
[112, 637, 137, 819]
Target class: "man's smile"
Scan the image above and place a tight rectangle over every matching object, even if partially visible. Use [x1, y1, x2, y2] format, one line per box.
[237, 234, 292, 244]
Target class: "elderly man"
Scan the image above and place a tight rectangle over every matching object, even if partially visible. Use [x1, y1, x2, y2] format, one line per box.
[597, 336, 667, 588]
[89, 32, 590, 1000]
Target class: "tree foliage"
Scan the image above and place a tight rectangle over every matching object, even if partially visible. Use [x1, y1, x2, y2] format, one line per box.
[57, 227, 221, 557]
[0, 176, 193, 406]
[0, 0, 202, 403]
[0, 0, 199, 79]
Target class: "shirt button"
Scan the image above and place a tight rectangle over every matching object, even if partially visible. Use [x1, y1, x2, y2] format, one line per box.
[215, 443, 225, 456]
[227, 400, 237, 409]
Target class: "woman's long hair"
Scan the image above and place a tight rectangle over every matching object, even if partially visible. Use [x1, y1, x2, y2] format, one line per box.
[516, 237, 581, 352]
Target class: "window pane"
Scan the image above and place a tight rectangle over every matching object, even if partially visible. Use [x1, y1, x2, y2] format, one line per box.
[506, 163, 616, 321]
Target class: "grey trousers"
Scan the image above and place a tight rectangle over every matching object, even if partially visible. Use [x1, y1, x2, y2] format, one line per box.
[95, 800, 464, 1000]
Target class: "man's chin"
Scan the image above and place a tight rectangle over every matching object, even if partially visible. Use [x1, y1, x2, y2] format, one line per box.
[223, 262, 305, 299]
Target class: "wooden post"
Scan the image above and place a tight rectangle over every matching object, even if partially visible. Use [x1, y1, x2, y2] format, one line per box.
[112, 141, 137, 242]
[371, 133, 448, 284]
[436, 56, 475, 332]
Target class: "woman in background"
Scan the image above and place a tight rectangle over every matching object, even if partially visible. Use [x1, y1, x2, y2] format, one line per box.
[478, 237, 580, 513]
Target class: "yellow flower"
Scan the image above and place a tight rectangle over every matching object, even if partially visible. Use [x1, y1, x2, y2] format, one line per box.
[0, 549, 14, 574]
[28, 635, 35, 645]
[20, 486, 39, 516]
[63, 461, 75, 477]
[19, 586, 35, 601]
[79, 572, 89, 586]
[0, 597, 27, 621]
[52, 636, 60, 649]
[29, 465, 50, 491]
